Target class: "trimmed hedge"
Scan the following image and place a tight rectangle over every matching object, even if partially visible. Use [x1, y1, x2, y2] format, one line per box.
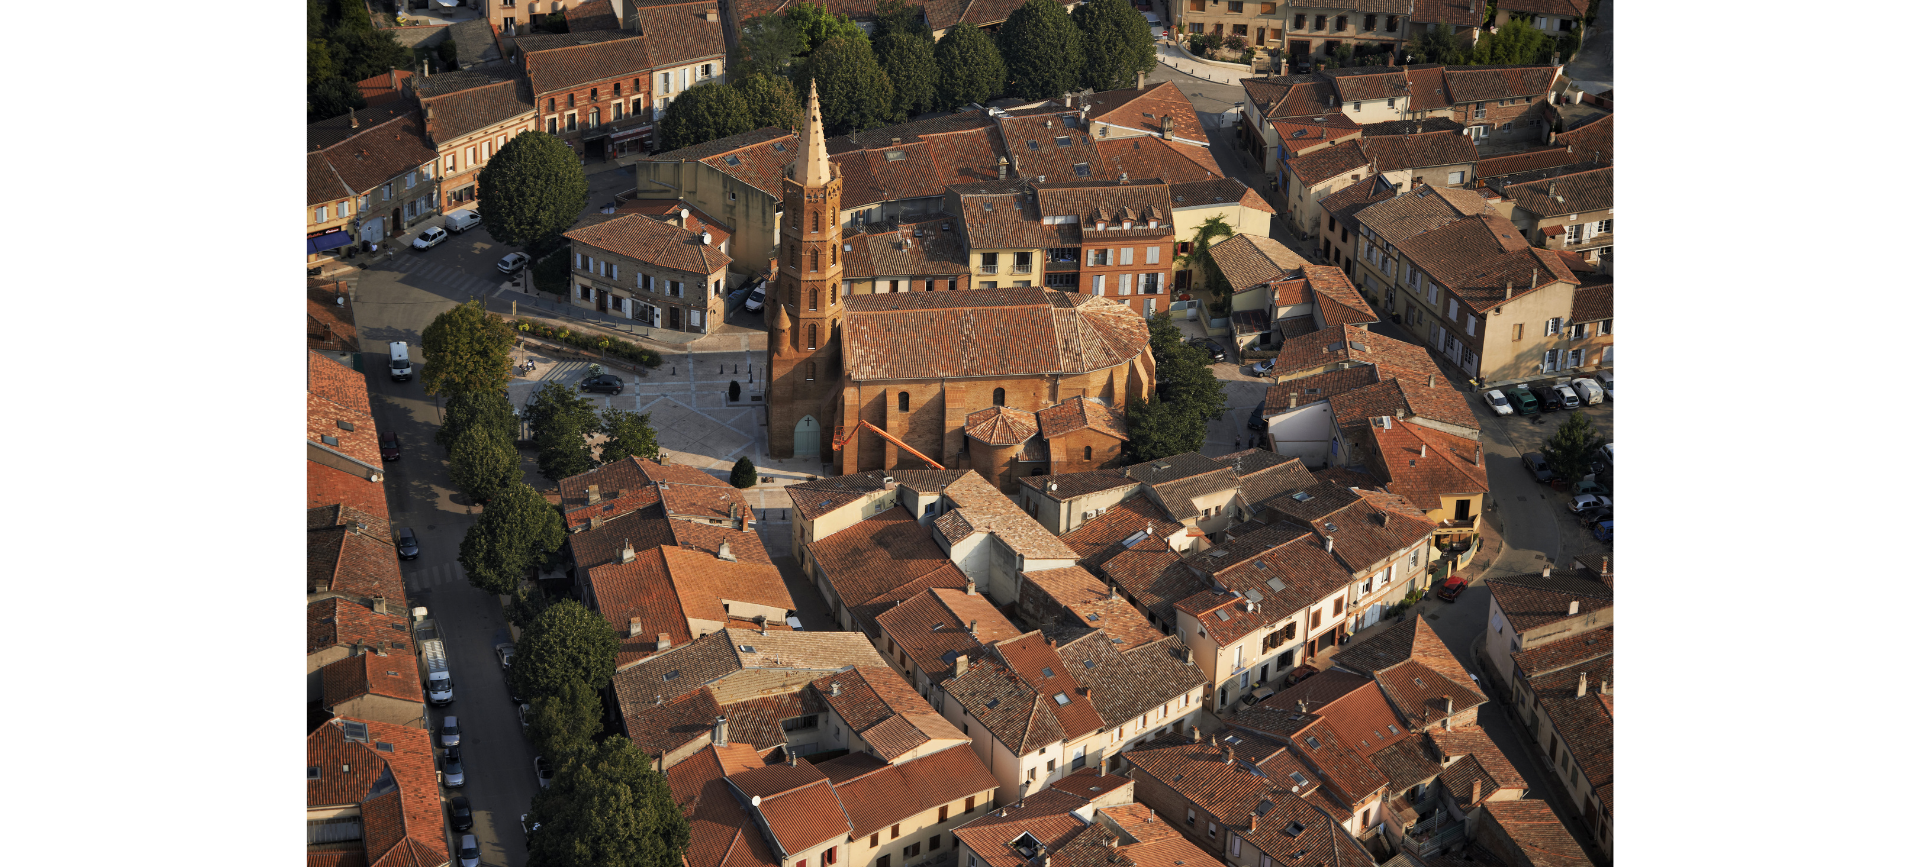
[512, 320, 664, 368]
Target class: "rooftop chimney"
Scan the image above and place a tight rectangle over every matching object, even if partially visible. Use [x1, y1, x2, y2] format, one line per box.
[998, 156, 1010, 180]
[1181, 644, 1193, 664]
[1601, 556, 1610, 576]
[713, 715, 729, 746]
[1568, 600, 1579, 616]
[969, 619, 979, 636]
[1420, 443, 1427, 458]
[620, 539, 636, 564]
[955, 654, 970, 677]
[1504, 280, 1514, 300]
[1443, 696, 1453, 715]
[349, 107, 359, 129]
[716, 541, 736, 562]
[371, 596, 389, 615]
[965, 579, 978, 595]
[1223, 744, 1234, 764]
[1190, 725, 1203, 743]
[1138, 70, 1147, 90]
[831, 680, 842, 696]
[1427, 374, 1435, 387]
[1289, 392, 1298, 409]
[705, 8, 719, 22]
[630, 617, 646, 638]
[389, 67, 399, 91]
[1324, 536, 1334, 552]
[587, 484, 601, 504]
[1576, 672, 1588, 697]
[788, 747, 799, 766]
[1474, 444, 1483, 465]
[1600, 678, 1611, 695]
[1543, 566, 1553, 578]
[1298, 699, 1309, 713]
[1470, 779, 1481, 804]
[657, 633, 672, 651]
[1248, 812, 1258, 833]
[1530, 267, 1538, 290]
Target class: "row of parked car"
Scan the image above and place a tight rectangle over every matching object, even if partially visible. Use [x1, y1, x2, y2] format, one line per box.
[1483, 371, 1612, 418]
[436, 640, 552, 866]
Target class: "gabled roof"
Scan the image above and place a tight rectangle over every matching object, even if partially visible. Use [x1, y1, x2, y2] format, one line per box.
[1511, 627, 1611, 680]
[1263, 367, 1383, 416]
[951, 791, 1093, 867]
[1209, 233, 1307, 293]
[1352, 183, 1498, 244]
[874, 587, 1020, 682]
[1502, 166, 1612, 218]
[944, 654, 1067, 754]
[1433, 728, 1527, 811]
[1093, 134, 1225, 183]
[1170, 177, 1275, 214]
[809, 505, 959, 620]
[1362, 130, 1479, 172]
[1324, 66, 1410, 103]
[306, 107, 439, 204]
[417, 70, 536, 144]
[1441, 66, 1557, 104]
[566, 212, 732, 275]
[1057, 492, 1184, 570]
[1412, 0, 1484, 27]
[320, 650, 424, 709]
[1485, 570, 1612, 635]
[309, 596, 415, 658]
[1019, 468, 1137, 505]
[1476, 144, 1585, 179]
[1020, 565, 1163, 651]
[1358, 420, 1488, 511]
[1570, 282, 1611, 324]
[1098, 539, 1205, 628]
[629, 2, 727, 67]
[308, 517, 406, 603]
[669, 744, 784, 867]
[731, 759, 852, 855]
[519, 31, 654, 96]
[308, 350, 381, 466]
[1081, 83, 1207, 145]
[1528, 656, 1612, 803]
[827, 742, 999, 838]
[560, 456, 744, 527]
[1555, 112, 1613, 163]
[842, 289, 1151, 381]
[1302, 264, 1378, 327]
[1332, 617, 1485, 727]
[1054, 630, 1208, 727]
[307, 717, 446, 866]
[788, 469, 971, 521]
[1287, 139, 1371, 187]
[1319, 174, 1397, 232]
[994, 631, 1104, 741]
[1243, 76, 1340, 122]
[845, 215, 972, 280]
[1478, 800, 1598, 867]
[1273, 322, 1443, 382]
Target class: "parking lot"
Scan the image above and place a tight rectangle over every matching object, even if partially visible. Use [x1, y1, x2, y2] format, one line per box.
[1477, 383, 1615, 568]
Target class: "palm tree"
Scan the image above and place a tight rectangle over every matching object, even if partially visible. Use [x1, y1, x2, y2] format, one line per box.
[1174, 216, 1235, 310]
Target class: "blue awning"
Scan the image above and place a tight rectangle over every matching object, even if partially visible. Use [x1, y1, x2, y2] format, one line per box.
[308, 231, 352, 255]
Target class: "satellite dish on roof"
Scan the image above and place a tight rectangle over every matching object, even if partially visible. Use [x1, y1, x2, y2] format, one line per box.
[750, 795, 762, 806]
[1291, 785, 1300, 793]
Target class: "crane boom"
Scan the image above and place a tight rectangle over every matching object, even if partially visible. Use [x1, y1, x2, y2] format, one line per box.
[830, 419, 945, 470]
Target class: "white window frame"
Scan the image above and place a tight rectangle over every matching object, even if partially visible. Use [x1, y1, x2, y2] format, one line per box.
[1546, 317, 1562, 335]
[1448, 170, 1465, 185]
[1568, 347, 1584, 367]
[1145, 245, 1160, 265]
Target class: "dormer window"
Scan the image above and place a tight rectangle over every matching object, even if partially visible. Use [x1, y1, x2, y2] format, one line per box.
[1097, 221, 1107, 230]
[1122, 221, 1133, 229]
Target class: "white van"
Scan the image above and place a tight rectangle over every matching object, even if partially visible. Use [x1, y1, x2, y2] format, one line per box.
[1570, 377, 1605, 405]
[445, 210, 483, 234]
[389, 341, 413, 382]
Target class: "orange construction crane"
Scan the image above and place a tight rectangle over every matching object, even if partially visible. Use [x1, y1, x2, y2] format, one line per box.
[831, 419, 945, 470]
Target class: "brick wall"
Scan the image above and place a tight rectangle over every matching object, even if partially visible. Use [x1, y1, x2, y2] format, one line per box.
[1046, 429, 1124, 476]
[1449, 98, 1552, 146]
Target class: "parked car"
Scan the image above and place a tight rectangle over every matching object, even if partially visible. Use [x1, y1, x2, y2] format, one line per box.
[497, 251, 530, 274]
[447, 795, 473, 831]
[457, 833, 480, 867]
[1570, 377, 1605, 405]
[379, 430, 401, 461]
[442, 747, 466, 788]
[1250, 358, 1277, 376]
[494, 642, 516, 671]
[1189, 337, 1226, 362]
[396, 527, 419, 561]
[1521, 452, 1558, 484]
[1592, 370, 1614, 400]
[438, 715, 461, 748]
[1435, 575, 1468, 602]
[1592, 519, 1613, 543]
[1281, 664, 1319, 687]
[1527, 384, 1563, 411]
[1553, 383, 1582, 408]
[1247, 405, 1269, 432]
[580, 373, 624, 395]
[445, 210, 483, 234]
[534, 755, 554, 789]
[1508, 386, 1540, 416]
[1568, 494, 1613, 515]
[743, 282, 767, 312]
[411, 226, 448, 251]
[518, 702, 532, 736]
[1571, 480, 1609, 498]
[1483, 389, 1513, 416]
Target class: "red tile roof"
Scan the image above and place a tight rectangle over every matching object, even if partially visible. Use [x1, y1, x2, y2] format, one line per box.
[1082, 83, 1208, 146]
[1036, 396, 1129, 442]
[1555, 112, 1612, 163]
[567, 212, 732, 275]
[308, 461, 390, 521]
[586, 548, 696, 667]
[965, 405, 1040, 445]
[1287, 139, 1371, 187]
[952, 794, 1092, 867]
[308, 350, 382, 466]
[1333, 617, 1485, 728]
[1476, 144, 1584, 179]
[1020, 566, 1163, 651]
[1412, 0, 1483, 27]
[809, 505, 958, 617]
[843, 289, 1151, 381]
[1274, 323, 1442, 382]
[875, 587, 1020, 682]
[670, 745, 784, 867]
[1094, 135, 1225, 183]
[1362, 130, 1479, 172]
[831, 743, 1000, 837]
[519, 31, 654, 96]
[629, 2, 728, 67]
[321, 651, 425, 707]
[1357, 419, 1488, 511]
[307, 717, 446, 866]
[308, 520, 406, 603]
[1478, 800, 1597, 867]
[309, 597, 415, 658]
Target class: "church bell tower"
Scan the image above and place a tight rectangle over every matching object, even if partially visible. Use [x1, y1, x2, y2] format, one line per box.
[766, 81, 843, 460]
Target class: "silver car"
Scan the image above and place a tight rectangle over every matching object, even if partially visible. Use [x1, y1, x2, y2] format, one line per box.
[442, 746, 466, 788]
[411, 225, 448, 251]
[457, 833, 480, 867]
[1483, 388, 1513, 416]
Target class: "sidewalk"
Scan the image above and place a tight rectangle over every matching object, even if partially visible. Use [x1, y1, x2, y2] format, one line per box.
[1155, 42, 1255, 85]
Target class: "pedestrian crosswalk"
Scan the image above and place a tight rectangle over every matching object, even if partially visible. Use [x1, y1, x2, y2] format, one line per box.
[384, 255, 503, 298]
[407, 560, 469, 592]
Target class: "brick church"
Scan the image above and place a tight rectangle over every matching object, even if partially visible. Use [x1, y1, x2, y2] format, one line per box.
[765, 84, 1158, 492]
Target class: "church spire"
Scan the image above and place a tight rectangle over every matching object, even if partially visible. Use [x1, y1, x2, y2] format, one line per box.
[797, 80, 831, 188]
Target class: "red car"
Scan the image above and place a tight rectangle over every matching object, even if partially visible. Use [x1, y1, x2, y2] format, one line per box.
[1435, 575, 1468, 602]
[379, 431, 400, 462]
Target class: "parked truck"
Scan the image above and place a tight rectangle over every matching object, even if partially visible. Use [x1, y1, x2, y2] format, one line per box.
[413, 607, 455, 706]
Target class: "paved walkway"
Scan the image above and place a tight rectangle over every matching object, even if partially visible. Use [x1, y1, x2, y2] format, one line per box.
[1155, 42, 1256, 86]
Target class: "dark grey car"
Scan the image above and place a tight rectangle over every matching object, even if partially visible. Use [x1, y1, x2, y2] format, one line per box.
[1521, 452, 1558, 484]
[1188, 337, 1226, 363]
[395, 527, 419, 560]
[1528, 384, 1563, 411]
[580, 373, 624, 395]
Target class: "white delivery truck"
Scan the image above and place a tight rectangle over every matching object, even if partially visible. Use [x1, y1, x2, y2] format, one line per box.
[445, 210, 483, 234]
[413, 607, 455, 705]
[389, 342, 413, 382]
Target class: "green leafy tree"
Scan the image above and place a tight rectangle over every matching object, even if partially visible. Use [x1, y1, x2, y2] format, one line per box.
[658, 81, 755, 151]
[476, 131, 589, 253]
[933, 24, 1006, 109]
[309, 0, 326, 34]
[437, 388, 519, 452]
[459, 481, 567, 595]
[308, 77, 364, 122]
[730, 457, 758, 489]
[874, 0, 932, 39]
[1123, 394, 1188, 463]
[874, 31, 938, 120]
[328, 27, 414, 83]
[731, 72, 801, 130]
[308, 37, 337, 82]
[787, 2, 866, 57]
[810, 35, 896, 136]
[1134, 312, 1227, 457]
[1173, 216, 1234, 301]
[1073, 0, 1155, 91]
[1407, 27, 1467, 65]
[529, 382, 602, 482]
[525, 736, 691, 867]
[421, 301, 516, 397]
[529, 677, 605, 760]
[733, 13, 805, 80]
[598, 407, 662, 465]
[448, 422, 521, 504]
[998, 0, 1085, 101]
[333, 0, 374, 33]
[512, 598, 620, 700]
[1470, 17, 1554, 65]
[436, 38, 459, 71]
[1541, 410, 1604, 484]
[540, 6, 570, 33]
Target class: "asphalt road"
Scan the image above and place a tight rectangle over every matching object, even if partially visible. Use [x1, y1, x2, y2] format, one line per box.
[366, 362, 543, 867]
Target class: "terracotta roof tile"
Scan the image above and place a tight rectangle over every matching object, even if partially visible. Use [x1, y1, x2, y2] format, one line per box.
[1274, 322, 1442, 381]
[965, 405, 1040, 445]
[1055, 630, 1208, 726]
[670, 746, 783, 867]
[787, 469, 970, 521]
[1412, 0, 1483, 26]
[1093, 135, 1224, 183]
[1477, 144, 1584, 179]
[308, 717, 446, 866]
[1361, 131, 1479, 172]
[418, 71, 536, 144]
[875, 588, 1021, 682]
[519, 32, 654, 96]
[309, 597, 415, 658]
[1555, 112, 1613, 163]
[1478, 800, 1597, 867]
[1035, 396, 1129, 442]
[1020, 566, 1162, 650]
[845, 215, 971, 280]
[1057, 493, 1183, 567]
[809, 505, 959, 616]
[629, 3, 727, 67]
[1018, 468, 1137, 504]
[1243, 76, 1342, 121]
[1333, 618, 1485, 726]
[321, 651, 425, 708]
[1081, 83, 1207, 145]
[1570, 282, 1611, 324]
[1511, 627, 1611, 680]
[843, 289, 1150, 381]
[1352, 183, 1499, 244]
[1527, 655, 1612, 798]
[1502, 166, 1611, 218]
[952, 797, 1091, 867]
[1208, 233, 1307, 293]
[309, 521, 407, 603]
[1287, 139, 1371, 187]
[1357, 421, 1487, 511]
[566, 212, 731, 275]
[1327, 68, 1411, 103]
[832, 743, 1000, 837]
[307, 109, 439, 204]
[1485, 571, 1612, 635]
[1440, 66, 1556, 104]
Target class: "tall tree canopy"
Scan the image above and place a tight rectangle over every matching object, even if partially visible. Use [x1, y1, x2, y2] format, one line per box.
[475, 132, 588, 253]
[1072, 0, 1156, 91]
[933, 24, 1006, 110]
[527, 381, 602, 482]
[732, 72, 801, 130]
[459, 481, 566, 595]
[511, 598, 620, 700]
[810, 34, 896, 136]
[997, 0, 1086, 101]
[420, 301, 515, 397]
[525, 737, 691, 867]
[874, 30, 938, 120]
[657, 81, 754, 152]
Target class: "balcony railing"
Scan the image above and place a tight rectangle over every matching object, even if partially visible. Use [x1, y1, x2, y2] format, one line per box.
[1012, 264, 1033, 274]
[979, 265, 999, 274]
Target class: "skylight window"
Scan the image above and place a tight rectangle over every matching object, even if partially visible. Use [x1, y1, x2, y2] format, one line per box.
[739, 645, 757, 653]
[341, 721, 369, 743]
[375, 742, 394, 753]
[1223, 734, 1242, 745]
[1027, 140, 1040, 150]
[885, 150, 907, 162]
[1289, 772, 1309, 787]
[664, 670, 681, 681]
[1291, 491, 1312, 502]
[772, 143, 787, 152]
[1084, 659, 1096, 668]
[1387, 725, 1398, 734]
[308, 766, 321, 780]
[1238, 760, 1266, 777]
[1055, 136, 1071, 147]
[1304, 736, 1322, 749]
[1282, 821, 1307, 838]
[1215, 610, 1231, 622]
[1266, 577, 1286, 592]
[724, 155, 741, 166]
[1053, 693, 1071, 706]
[1413, 677, 1424, 687]
[1073, 163, 1091, 177]
[1086, 613, 1101, 621]
[987, 698, 1001, 709]
[1042, 667, 1056, 678]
